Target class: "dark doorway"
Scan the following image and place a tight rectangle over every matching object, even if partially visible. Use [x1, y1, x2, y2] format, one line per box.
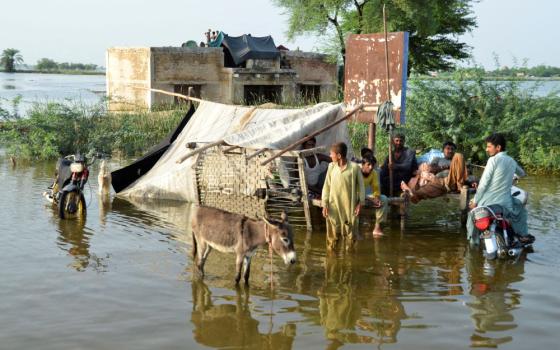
[299, 85, 321, 104]
[174, 84, 201, 105]
[244, 85, 282, 105]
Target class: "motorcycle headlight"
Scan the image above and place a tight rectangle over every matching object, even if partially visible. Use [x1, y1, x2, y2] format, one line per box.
[70, 162, 84, 173]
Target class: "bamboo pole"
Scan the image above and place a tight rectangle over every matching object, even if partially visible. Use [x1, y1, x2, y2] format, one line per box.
[223, 145, 240, 152]
[246, 148, 268, 160]
[129, 85, 205, 103]
[368, 123, 376, 153]
[383, 4, 394, 197]
[260, 104, 364, 166]
[297, 155, 313, 232]
[176, 140, 225, 164]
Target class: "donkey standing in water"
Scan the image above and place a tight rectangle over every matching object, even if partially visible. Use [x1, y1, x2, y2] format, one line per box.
[191, 206, 296, 284]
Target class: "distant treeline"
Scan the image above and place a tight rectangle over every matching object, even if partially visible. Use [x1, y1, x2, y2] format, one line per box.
[430, 65, 560, 79]
[35, 58, 100, 72]
[490, 65, 560, 78]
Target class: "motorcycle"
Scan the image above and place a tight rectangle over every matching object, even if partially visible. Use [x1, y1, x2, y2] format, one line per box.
[43, 152, 101, 219]
[471, 186, 535, 260]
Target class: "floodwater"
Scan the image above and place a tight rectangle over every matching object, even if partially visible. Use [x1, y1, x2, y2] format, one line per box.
[1, 156, 559, 349]
[1, 72, 559, 117]
[0, 72, 105, 116]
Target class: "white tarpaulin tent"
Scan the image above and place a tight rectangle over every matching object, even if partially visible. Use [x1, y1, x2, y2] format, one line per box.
[118, 101, 352, 202]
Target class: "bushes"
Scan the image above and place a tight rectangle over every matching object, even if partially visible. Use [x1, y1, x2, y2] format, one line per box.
[0, 100, 186, 160]
[2, 77, 559, 173]
[404, 70, 560, 172]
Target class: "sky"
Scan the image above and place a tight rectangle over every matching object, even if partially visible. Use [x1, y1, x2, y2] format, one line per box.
[1, 0, 558, 69]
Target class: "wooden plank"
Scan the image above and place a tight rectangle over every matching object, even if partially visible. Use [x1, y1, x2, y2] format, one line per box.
[297, 155, 313, 232]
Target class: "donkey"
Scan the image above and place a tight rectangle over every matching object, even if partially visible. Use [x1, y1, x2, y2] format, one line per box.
[190, 206, 296, 284]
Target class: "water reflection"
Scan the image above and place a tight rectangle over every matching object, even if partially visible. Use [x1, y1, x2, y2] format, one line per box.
[464, 245, 527, 347]
[55, 218, 107, 272]
[317, 252, 406, 349]
[98, 195, 112, 227]
[190, 280, 296, 349]
[111, 196, 193, 234]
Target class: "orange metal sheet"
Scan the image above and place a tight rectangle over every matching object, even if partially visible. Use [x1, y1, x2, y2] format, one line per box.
[344, 32, 409, 124]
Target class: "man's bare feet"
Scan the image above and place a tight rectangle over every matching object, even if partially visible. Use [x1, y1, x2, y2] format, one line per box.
[400, 181, 413, 195]
[372, 224, 384, 237]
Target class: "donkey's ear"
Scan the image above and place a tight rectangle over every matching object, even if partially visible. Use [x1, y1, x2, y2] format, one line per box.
[281, 210, 288, 223]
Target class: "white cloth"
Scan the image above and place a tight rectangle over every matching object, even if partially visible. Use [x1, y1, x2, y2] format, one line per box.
[304, 154, 327, 186]
[119, 101, 352, 201]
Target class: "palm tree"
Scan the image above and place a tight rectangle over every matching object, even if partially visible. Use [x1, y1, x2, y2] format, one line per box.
[1, 49, 24, 72]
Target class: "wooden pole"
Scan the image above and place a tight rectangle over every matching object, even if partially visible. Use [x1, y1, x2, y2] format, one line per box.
[297, 155, 313, 232]
[129, 85, 205, 103]
[245, 148, 268, 160]
[176, 140, 225, 164]
[260, 104, 364, 166]
[368, 123, 376, 153]
[223, 145, 240, 152]
[383, 4, 394, 197]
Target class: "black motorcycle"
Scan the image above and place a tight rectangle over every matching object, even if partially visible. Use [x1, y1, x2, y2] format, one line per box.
[44, 152, 100, 219]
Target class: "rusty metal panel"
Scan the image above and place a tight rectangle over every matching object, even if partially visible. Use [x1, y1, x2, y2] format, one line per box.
[344, 32, 409, 124]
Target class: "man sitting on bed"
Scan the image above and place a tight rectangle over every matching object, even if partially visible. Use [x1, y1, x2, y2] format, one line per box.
[401, 141, 468, 203]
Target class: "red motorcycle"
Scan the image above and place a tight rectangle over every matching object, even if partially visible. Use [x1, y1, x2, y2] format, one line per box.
[44, 152, 100, 219]
[472, 203, 534, 259]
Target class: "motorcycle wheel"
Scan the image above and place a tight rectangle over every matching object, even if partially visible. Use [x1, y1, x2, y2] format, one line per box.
[495, 233, 507, 259]
[58, 191, 86, 219]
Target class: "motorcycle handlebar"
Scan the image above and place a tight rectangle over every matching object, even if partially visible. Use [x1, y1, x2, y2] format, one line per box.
[64, 152, 110, 166]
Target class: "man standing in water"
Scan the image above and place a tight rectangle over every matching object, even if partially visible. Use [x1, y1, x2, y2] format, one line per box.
[467, 133, 529, 243]
[322, 143, 365, 250]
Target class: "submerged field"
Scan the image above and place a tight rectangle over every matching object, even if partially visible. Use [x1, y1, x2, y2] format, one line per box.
[1, 155, 559, 349]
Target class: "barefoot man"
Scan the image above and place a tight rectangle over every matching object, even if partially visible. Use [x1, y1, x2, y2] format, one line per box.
[322, 143, 365, 250]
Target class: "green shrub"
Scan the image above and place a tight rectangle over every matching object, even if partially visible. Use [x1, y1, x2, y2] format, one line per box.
[404, 70, 560, 172]
[0, 99, 186, 160]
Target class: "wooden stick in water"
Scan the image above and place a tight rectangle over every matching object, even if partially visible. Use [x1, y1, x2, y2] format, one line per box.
[383, 4, 394, 197]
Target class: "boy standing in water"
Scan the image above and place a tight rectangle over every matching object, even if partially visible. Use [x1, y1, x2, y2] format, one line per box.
[322, 143, 365, 250]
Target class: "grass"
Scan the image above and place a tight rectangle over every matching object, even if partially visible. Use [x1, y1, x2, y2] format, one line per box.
[0, 98, 187, 160]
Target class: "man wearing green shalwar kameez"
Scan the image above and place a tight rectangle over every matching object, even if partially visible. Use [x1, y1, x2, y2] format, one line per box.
[322, 143, 365, 250]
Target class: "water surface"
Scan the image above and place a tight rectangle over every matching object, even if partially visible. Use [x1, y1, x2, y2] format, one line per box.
[0, 156, 559, 349]
[0, 72, 105, 116]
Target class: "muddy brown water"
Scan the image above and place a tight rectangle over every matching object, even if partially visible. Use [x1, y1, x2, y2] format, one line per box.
[1, 156, 559, 349]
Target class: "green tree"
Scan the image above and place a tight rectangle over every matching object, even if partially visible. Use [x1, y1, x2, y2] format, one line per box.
[274, 0, 477, 74]
[1, 48, 24, 72]
[404, 69, 560, 172]
[36, 58, 59, 71]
